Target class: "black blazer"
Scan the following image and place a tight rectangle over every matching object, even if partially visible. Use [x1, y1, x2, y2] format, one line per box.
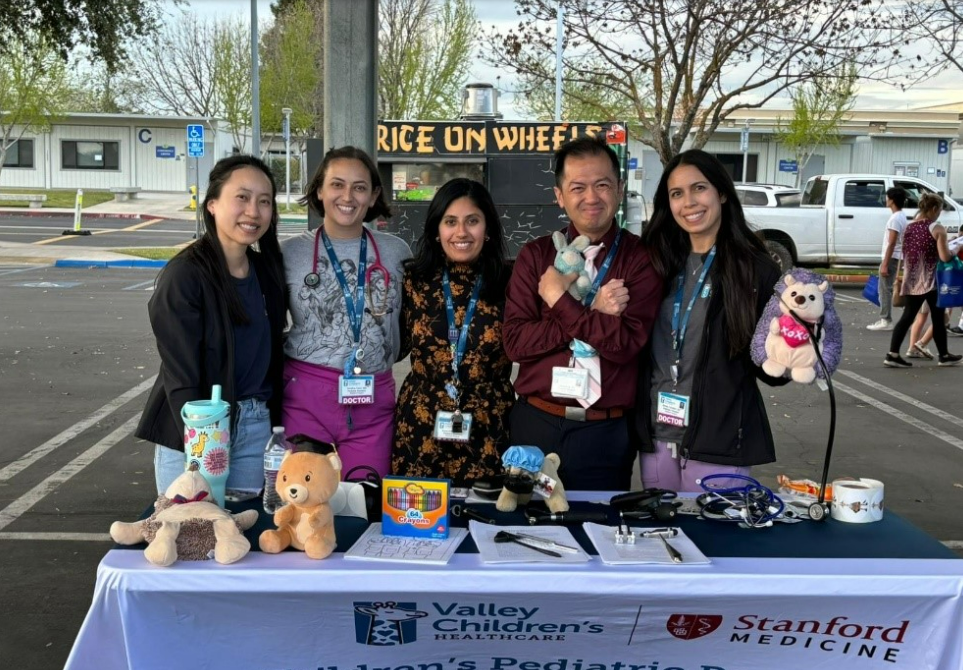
[633, 252, 786, 467]
[135, 250, 286, 451]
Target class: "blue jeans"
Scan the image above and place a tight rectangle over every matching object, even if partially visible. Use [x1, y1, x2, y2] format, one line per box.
[879, 257, 899, 320]
[154, 398, 273, 495]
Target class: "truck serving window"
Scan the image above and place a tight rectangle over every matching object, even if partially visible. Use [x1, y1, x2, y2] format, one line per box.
[803, 178, 828, 205]
[389, 162, 484, 202]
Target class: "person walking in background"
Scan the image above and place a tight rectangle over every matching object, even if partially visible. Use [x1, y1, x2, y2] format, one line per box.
[137, 155, 287, 495]
[391, 179, 514, 486]
[634, 150, 787, 492]
[867, 187, 907, 331]
[281, 146, 411, 477]
[884, 193, 962, 368]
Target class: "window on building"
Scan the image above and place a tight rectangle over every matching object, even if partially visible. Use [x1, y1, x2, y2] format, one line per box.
[387, 162, 484, 202]
[2, 139, 34, 168]
[715, 153, 758, 183]
[62, 141, 120, 170]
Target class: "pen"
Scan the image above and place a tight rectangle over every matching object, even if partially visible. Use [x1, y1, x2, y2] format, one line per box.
[658, 535, 683, 563]
[494, 531, 562, 557]
[510, 532, 580, 554]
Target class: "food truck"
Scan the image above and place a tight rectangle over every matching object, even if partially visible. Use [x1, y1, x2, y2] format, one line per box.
[374, 119, 629, 255]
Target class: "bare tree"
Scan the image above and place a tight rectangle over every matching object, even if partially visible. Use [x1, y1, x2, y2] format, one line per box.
[124, 11, 221, 117]
[379, 0, 477, 120]
[488, 0, 920, 165]
[904, 1, 963, 77]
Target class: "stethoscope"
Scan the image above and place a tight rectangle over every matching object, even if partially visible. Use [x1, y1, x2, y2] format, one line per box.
[304, 227, 391, 316]
[695, 474, 789, 528]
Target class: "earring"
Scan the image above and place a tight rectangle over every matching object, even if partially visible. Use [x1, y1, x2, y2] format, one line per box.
[435, 236, 440, 242]
[485, 236, 490, 241]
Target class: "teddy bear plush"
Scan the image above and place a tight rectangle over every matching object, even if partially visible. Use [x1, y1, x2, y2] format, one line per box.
[552, 231, 592, 300]
[496, 446, 569, 514]
[751, 269, 843, 384]
[109, 463, 258, 567]
[259, 449, 342, 560]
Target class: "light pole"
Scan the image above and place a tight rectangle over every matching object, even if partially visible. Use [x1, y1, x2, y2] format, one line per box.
[741, 119, 754, 184]
[282, 107, 292, 210]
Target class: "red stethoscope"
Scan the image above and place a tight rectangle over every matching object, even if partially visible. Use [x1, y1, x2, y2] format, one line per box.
[304, 227, 391, 316]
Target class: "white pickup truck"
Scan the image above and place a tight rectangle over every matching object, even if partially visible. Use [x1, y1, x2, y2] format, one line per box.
[747, 174, 962, 271]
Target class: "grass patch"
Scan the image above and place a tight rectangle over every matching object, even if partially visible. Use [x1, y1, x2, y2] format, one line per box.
[0, 188, 115, 208]
[111, 247, 181, 260]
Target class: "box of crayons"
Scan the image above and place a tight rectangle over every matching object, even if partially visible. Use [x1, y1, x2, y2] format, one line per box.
[381, 476, 450, 539]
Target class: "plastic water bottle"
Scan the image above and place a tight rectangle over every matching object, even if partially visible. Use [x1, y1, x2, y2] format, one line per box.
[263, 426, 287, 514]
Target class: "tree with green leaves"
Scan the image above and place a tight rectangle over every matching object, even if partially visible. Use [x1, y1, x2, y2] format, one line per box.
[0, 1, 165, 72]
[775, 66, 858, 188]
[214, 18, 253, 154]
[260, 0, 324, 150]
[378, 0, 477, 120]
[0, 36, 71, 183]
[487, 0, 917, 166]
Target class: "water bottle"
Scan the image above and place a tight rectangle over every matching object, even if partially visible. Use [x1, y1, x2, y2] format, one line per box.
[263, 426, 288, 514]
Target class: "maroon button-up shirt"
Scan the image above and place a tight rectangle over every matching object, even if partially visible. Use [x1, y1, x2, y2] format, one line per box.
[503, 223, 663, 409]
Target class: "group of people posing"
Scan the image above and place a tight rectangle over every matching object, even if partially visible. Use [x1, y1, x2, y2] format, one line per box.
[137, 136, 790, 496]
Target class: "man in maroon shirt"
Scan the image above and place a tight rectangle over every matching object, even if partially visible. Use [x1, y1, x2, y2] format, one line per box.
[503, 136, 662, 490]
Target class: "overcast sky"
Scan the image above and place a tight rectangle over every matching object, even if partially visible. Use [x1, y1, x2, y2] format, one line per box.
[172, 0, 963, 118]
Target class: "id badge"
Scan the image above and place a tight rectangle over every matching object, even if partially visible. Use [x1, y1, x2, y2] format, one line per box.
[656, 391, 689, 427]
[434, 411, 472, 442]
[551, 366, 589, 399]
[338, 375, 375, 405]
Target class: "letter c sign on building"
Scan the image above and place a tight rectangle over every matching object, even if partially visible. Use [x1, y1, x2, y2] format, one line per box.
[138, 129, 152, 144]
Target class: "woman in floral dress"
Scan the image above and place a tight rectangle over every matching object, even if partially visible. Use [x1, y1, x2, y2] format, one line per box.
[392, 178, 514, 486]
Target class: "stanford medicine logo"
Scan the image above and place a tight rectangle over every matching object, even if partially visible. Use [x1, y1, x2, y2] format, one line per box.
[354, 601, 428, 646]
[667, 614, 723, 640]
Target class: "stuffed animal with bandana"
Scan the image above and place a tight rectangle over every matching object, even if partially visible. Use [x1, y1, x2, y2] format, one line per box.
[751, 269, 843, 383]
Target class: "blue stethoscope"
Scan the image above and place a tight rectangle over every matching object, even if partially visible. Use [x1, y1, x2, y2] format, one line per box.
[696, 474, 787, 528]
[304, 227, 391, 316]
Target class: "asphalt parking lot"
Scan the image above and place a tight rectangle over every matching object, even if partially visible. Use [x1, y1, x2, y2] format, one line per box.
[0, 261, 961, 670]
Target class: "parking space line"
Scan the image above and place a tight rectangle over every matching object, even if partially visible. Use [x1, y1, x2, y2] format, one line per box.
[122, 280, 156, 291]
[0, 376, 156, 482]
[0, 267, 42, 277]
[0, 532, 111, 542]
[0, 415, 139, 533]
[837, 369, 963, 429]
[834, 380, 963, 452]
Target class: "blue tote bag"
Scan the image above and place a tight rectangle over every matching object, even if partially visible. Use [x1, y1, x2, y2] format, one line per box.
[936, 258, 963, 308]
[862, 275, 880, 306]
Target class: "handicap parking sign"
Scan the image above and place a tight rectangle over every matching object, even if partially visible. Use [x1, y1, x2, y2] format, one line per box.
[187, 124, 205, 157]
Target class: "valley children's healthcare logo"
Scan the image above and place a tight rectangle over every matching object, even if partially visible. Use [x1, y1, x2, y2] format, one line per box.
[667, 614, 724, 640]
[354, 601, 428, 646]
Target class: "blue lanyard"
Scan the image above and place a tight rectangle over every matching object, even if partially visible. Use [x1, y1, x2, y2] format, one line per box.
[321, 227, 367, 345]
[671, 246, 716, 353]
[442, 270, 483, 398]
[582, 229, 623, 306]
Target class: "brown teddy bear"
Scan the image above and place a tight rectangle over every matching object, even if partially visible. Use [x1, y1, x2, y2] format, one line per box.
[258, 449, 342, 559]
[110, 463, 258, 567]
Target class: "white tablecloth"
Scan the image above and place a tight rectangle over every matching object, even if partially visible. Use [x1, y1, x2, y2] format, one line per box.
[65, 546, 963, 670]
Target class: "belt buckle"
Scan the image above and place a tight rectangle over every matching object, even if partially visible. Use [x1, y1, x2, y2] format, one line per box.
[564, 406, 587, 422]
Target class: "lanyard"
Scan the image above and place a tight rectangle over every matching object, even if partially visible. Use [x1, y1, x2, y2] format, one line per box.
[582, 229, 623, 306]
[442, 270, 483, 400]
[321, 227, 367, 345]
[671, 246, 716, 355]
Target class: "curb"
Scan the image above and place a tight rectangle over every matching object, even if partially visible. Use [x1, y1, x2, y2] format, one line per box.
[0, 209, 147, 220]
[54, 259, 167, 269]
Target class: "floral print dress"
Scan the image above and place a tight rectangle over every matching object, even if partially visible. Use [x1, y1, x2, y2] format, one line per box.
[391, 262, 514, 486]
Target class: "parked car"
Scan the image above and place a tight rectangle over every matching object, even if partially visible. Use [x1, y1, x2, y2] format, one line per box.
[746, 174, 963, 272]
[624, 190, 644, 236]
[736, 184, 802, 207]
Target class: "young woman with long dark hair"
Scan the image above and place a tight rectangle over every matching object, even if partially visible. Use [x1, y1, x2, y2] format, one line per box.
[137, 155, 286, 495]
[634, 149, 786, 492]
[391, 178, 513, 485]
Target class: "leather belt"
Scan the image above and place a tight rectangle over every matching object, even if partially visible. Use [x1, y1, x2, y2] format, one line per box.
[524, 396, 624, 422]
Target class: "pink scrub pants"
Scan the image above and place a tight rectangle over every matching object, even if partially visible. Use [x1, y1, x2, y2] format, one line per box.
[281, 358, 395, 478]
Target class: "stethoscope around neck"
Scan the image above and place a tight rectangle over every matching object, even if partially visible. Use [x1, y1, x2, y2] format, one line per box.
[304, 226, 391, 316]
